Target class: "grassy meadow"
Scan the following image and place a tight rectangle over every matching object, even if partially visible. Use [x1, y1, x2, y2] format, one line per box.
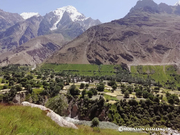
[0, 104, 147, 135]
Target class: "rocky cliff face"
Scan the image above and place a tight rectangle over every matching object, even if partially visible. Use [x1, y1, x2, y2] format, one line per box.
[46, 0, 180, 66]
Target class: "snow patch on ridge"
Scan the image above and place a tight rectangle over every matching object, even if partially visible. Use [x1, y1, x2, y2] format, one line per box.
[20, 12, 40, 19]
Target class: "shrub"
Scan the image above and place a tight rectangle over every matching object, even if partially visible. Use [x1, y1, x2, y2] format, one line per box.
[91, 117, 99, 127]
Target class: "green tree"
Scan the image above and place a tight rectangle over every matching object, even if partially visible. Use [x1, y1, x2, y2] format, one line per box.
[16, 85, 22, 91]
[82, 89, 86, 98]
[108, 80, 117, 86]
[97, 83, 104, 92]
[124, 90, 130, 98]
[3, 86, 17, 102]
[9, 80, 14, 86]
[85, 84, 89, 89]
[112, 84, 117, 91]
[68, 85, 80, 96]
[3, 85, 8, 89]
[91, 88, 98, 95]
[136, 90, 143, 98]
[87, 91, 93, 98]
[80, 83, 85, 89]
[50, 74, 54, 79]
[26, 75, 33, 80]
[37, 74, 42, 79]
[25, 84, 33, 94]
[143, 91, 149, 98]
[46, 95, 68, 116]
[1, 79, 5, 83]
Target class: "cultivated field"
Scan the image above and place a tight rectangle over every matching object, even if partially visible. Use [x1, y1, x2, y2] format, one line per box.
[41, 64, 116, 76]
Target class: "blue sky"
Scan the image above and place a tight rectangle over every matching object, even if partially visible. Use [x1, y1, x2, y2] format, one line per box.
[0, 0, 179, 22]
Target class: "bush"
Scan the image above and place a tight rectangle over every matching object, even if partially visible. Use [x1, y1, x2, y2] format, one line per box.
[91, 117, 99, 127]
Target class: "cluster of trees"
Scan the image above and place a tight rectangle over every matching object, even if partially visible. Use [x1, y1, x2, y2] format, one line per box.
[77, 96, 106, 120]
[108, 99, 180, 130]
[108, 80, 117, 92]
[0, 66, 67, 104]
[166, 92, 179, 105]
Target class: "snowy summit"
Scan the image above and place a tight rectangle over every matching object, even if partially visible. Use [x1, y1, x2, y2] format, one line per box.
[50, 5, 89, 30]
[20, 12, 40, 20]
[175, 0, 180, 6]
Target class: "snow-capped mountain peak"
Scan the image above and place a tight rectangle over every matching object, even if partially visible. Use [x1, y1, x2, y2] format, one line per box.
[50, 5, 88, 30]
[175, 0, 180, 6]
[20, 12, 40, 20]
[53, 5, 87, 22]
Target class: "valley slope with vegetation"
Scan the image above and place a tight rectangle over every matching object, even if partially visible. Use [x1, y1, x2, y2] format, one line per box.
[0, 64, 180, 134]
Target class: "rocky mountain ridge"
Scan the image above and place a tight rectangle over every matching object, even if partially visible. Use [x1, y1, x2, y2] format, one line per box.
[46, 0, 180, 66]
[0, 6, 101, 66]
[0, 9, 23, 32]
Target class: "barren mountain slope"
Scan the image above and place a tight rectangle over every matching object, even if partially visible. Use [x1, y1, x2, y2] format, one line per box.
[0, 16, 43, 53]
[0, 9, 23, 32]
[0, 33, 68, 66]
[46, 1, 180, 65]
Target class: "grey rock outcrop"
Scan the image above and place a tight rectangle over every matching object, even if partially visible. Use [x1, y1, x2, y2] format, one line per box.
[22, 101, 78, 129]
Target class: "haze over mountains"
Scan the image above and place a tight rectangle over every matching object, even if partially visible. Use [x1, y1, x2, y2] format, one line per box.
[0, 6, 101, 66]
[46, 0, 180, 66]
